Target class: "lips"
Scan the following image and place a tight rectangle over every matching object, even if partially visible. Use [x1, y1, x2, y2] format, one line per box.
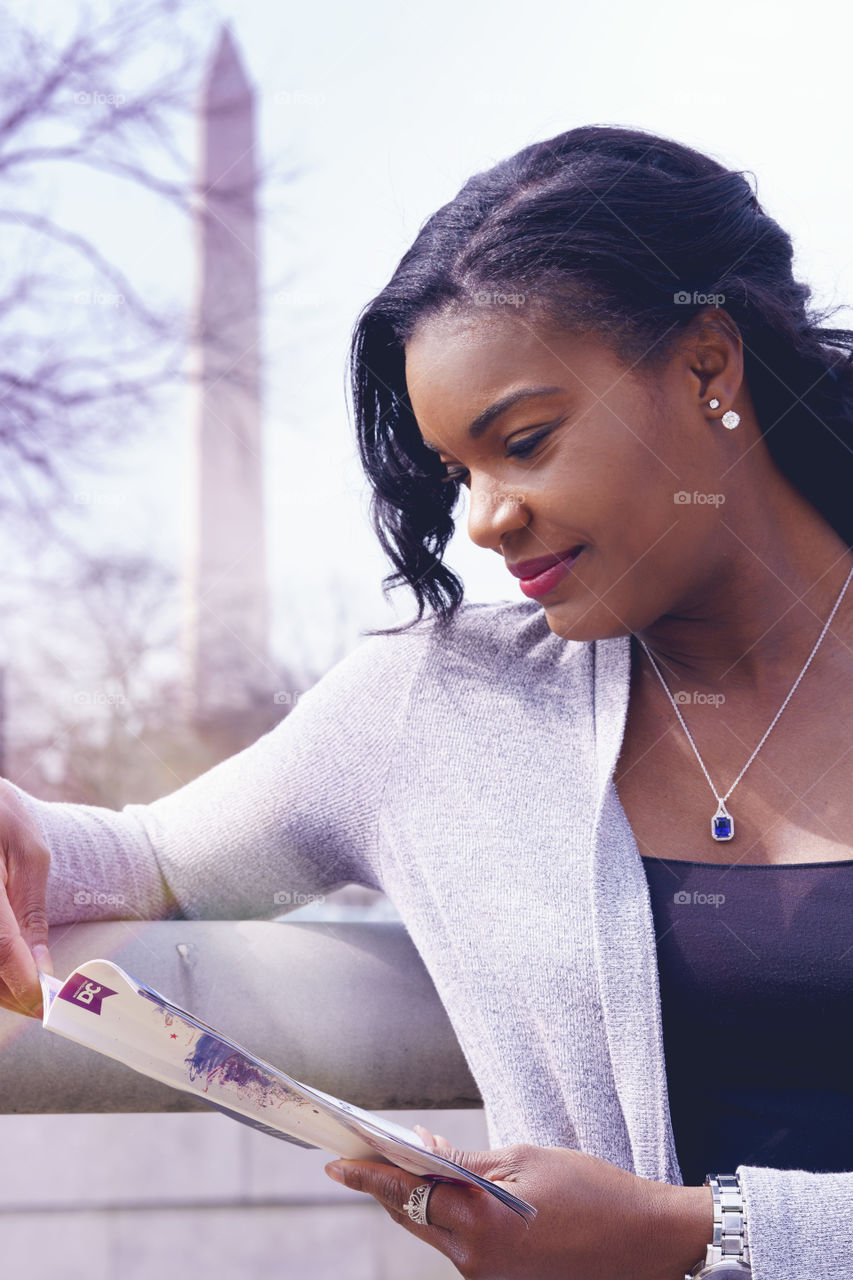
[506, 547, 585, 579]
[515, 548, 585, 600]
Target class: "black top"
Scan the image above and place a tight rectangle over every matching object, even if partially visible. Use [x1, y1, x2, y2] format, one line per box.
[639, 854, 853, 1186]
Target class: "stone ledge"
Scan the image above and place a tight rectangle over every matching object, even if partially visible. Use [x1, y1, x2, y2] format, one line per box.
[0, 920, 482, 1114]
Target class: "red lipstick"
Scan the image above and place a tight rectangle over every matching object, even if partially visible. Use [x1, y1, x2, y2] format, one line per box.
[507, 547, 585, 599]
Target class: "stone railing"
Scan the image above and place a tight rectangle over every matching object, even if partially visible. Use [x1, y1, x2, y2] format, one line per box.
[0, 920, 482, 1114]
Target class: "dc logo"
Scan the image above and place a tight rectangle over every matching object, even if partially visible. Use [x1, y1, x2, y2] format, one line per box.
[58, 973, 119, 1015]
[74, 981, 103, 1005]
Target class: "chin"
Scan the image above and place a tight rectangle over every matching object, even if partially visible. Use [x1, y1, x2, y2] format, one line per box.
[541, 600, 634, 644]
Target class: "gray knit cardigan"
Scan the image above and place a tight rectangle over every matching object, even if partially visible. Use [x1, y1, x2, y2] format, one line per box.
[10, 599, 853, 1279]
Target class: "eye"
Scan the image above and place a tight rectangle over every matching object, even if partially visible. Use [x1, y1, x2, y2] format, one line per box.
[506, 426, 552, 459]
[438, 423, 556, 485]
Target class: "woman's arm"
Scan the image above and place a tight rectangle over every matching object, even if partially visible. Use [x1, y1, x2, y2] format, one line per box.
[736, 1163, 853, 1280]
[2, 778, 183, 924]
[1, 626, 428, 1001]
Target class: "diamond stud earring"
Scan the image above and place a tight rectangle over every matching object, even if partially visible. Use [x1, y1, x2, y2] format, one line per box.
[707, 397, 740, 429]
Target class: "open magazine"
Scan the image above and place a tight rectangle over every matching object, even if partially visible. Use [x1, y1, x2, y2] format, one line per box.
[38, 959, 536, 1226]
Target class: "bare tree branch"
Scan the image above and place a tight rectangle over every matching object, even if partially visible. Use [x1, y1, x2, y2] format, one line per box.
[0, 0, 297, 537]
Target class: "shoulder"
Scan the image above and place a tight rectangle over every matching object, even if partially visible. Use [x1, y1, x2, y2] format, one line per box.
[385, 598, 595, 694]
[300, 599, 603, 715]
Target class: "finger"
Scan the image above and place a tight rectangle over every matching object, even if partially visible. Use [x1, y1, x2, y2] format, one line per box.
[414, 1124, 454, 1152]
[3, 809, 52, 964]
[428, 1143, 526, 1184]
[325, 1146, 529, 1223]
[0, 886, 45, 1018]
[326, 1160, 468, 1234]
[0, 976, 42, 1017]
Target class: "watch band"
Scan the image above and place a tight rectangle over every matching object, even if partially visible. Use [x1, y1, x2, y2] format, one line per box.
[685, 1173, 751, 1279]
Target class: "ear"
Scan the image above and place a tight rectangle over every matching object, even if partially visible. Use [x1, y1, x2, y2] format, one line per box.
[681, 307, 743, 408]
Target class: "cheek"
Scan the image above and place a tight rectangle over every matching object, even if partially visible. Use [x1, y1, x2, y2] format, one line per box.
[568, 462, 695, 589]
[542, 405, 693, 545]
[605, 443, 701, 538]
[555, 444, 663, 539]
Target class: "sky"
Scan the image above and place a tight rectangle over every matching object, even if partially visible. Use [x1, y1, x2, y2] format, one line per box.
[7, 0, 853, 678]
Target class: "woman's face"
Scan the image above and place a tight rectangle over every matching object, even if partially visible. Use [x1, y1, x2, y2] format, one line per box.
[404, 306, 732, 641]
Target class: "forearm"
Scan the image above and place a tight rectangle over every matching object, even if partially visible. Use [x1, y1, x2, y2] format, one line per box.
[5, 781, 181, 923]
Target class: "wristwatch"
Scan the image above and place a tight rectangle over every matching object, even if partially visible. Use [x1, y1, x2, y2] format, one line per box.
[685, 1173, 752, 1279]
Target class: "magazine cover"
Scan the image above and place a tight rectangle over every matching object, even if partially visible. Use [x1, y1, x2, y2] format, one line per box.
[39, 959, 537, 1225]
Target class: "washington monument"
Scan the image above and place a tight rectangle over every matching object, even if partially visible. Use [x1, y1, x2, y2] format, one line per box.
[183, 25, 272, 728]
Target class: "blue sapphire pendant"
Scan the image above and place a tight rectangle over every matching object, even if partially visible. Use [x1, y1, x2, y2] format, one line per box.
[712, 800, 734, 841]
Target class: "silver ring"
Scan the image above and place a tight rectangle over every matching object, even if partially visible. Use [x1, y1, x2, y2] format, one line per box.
[402, 1181, 435, 1225]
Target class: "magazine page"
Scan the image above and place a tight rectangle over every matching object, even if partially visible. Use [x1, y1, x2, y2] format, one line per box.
[39, 960, 537, 1224]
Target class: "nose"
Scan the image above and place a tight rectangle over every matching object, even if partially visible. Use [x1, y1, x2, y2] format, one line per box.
[465, 474, 528, 553]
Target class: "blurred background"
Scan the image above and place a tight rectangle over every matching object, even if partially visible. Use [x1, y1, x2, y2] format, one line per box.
[0, 0, 851, 1275]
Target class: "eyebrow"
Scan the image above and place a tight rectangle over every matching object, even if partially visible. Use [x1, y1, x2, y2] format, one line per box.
[420, 385, 564, 452]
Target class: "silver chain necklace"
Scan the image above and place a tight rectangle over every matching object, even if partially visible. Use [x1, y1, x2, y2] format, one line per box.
[636, 562, 853, 841]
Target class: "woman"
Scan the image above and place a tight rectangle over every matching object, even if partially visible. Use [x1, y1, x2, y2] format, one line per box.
[2, 123, 852, 1279]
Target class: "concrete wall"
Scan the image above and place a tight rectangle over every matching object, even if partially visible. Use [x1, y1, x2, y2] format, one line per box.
[0, 1109, 488, 1279]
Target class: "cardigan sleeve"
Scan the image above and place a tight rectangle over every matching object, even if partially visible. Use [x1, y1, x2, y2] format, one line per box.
[736, 1163, 853, 1280]
[4, 627, 428, 924]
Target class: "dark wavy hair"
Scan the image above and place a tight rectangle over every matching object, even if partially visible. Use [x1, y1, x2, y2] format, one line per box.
[348, 123, 853, 636]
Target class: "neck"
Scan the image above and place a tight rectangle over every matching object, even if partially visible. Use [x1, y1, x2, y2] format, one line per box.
[634, 488, 853, 699]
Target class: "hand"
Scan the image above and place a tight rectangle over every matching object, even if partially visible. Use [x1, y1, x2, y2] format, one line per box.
[325, 1132, 713, 1280]
[0, 780, 53, 1017]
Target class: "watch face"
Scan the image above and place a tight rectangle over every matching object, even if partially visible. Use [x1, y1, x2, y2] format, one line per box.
[701, 1265, 751, 1278]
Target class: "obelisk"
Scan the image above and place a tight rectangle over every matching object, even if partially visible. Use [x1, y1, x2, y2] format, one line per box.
[183, 24, 271, 729]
